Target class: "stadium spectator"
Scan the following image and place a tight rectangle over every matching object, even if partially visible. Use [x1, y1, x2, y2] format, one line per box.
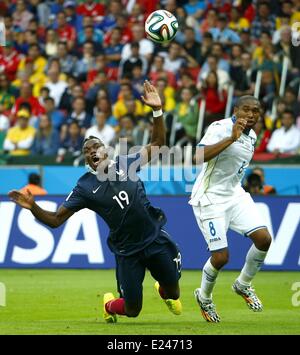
[59, 79, 83, 113]
[239, 28, 256, 53]
[78, 25, 104, 52]
[119, 42, 148, 79]
[94, 96, 117, 127]
[244, 173, 264, 195]
[85, 111, 115, 146]
[31, 114, 60, 156]
[230, 51, 255, 98]
[13, 0, 34, 31]
[148, 55, 177, 88]
[283, 87, 300, 118]
[44, 29, 59, 57]
[201, 70, 227, 129]
[228, 6, 250, 32]
[174, 87, 199, 145]
[253, 113, 271, 153]
[103, 27, 124, 80]
[0, 109, 9, 132]
[0, 74, 16, 112]
[155, 78, 176, 114]
[130, 65, 147, 96]
[11, 82, 45, 121]
[210, 13, 241, 44]
[115, 114, 134, 147]
[19, 172, 47, 195]
[0, 40, 22, 81]
[113, 83, 144, 120]
[3, 109, 36, 156]
[55, 11, 76, 51]
[251, 2, 276, 40]
[274, 25, 300, 76]
[176, 72, 197, 98]
[97, 0, 122, 32]
[61, 97, 92, 140]
[267, 110, 300, 154]
[184, 0, 207, 22]
[198, 54, 230, 90]
[200, 8, 218, 35]
[198, 32, 214, 67]
[45, 68, 68, 107]
[161, 42, 187, 76]
[18, 44, 48, 95]
[104, 14, 133, 45]
[75, 41, 96, 81]
[252, 166, 277, 195]
[76, 0, 105, 20]
[43, 97, 66, 132]
[56, 120, 84, 162]
[127, 2, 145, 28]
[121, 23, 154, 62]
[183, 26, 202, 64]
[56, 42, 77, 76]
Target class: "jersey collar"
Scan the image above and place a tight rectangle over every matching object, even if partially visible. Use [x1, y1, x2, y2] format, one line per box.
[231, 115, 251, 136]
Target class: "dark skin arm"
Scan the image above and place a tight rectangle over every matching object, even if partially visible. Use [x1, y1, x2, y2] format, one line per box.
[8, 189, 74, 228]
[140, 80, 165, 165]
[195, 118, 247, 163]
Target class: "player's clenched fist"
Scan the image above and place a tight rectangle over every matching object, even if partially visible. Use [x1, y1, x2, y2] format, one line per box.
[231, 118, 247, 141]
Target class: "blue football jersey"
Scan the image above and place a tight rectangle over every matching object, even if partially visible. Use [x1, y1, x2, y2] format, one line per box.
[63, 154, 167, 256]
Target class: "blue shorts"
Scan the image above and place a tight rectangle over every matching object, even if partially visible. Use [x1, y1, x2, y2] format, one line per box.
[115, 230, 181, 304]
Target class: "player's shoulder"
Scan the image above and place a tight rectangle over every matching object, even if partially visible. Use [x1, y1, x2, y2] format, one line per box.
[209, 118, 233, 129]
[77, 172, 94, 187]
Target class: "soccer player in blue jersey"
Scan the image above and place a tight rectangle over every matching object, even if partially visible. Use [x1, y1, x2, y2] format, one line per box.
[8, 81, 182, 323]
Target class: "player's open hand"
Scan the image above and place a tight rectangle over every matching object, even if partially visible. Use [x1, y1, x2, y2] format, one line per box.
[141, 80, 162, 110]
[8, 189, 35, 210]
[231, 118, 247, 141]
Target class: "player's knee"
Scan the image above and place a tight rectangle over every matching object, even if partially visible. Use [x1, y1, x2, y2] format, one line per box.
[259, 233, 272, 251]
[252, 230, 272, 251]
[211, 250, 229, 269]
[125, 304, 142, 318]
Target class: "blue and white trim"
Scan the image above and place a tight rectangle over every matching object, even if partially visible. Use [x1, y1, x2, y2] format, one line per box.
[244, 226, 267, 237]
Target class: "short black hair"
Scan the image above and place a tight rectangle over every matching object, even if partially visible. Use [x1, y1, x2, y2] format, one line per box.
[29, 173, 41, 185]
[235, 95, 261, 108]
[131, 41, 140, 49]
[247, 173, 262, 188]
[19, 102, 32, 113]
[44, 96, 55, 103]
[83, 135, 103, 147]
[282, 109, 294, 117]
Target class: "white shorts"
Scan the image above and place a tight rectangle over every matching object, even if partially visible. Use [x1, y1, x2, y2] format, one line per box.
[192, 193, 267, 252]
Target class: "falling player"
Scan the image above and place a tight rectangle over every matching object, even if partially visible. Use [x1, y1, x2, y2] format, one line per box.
[8, 81, 182, 323]
[190, 95, 272, 322]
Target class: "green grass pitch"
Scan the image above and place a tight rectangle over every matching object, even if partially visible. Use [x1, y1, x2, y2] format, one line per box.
[0, 269, 299, 335]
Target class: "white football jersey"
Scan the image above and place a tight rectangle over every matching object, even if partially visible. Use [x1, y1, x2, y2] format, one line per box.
[189, 117, 257, 206]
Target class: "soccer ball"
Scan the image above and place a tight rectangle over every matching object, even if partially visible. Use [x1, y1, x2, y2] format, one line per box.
[145, 10, 178, 44]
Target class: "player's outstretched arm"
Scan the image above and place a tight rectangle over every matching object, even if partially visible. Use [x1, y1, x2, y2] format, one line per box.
[8, 189, 74, 228]
[140, 80, 165, 165]
[195, 118, 247, 163]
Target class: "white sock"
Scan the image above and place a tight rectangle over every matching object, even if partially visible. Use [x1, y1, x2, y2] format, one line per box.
[200, 258, 219, 301]
[237, 244, 268, 286]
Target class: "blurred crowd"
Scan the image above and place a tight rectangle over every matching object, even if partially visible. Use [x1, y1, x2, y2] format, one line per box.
[0, 0, 300, 163]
